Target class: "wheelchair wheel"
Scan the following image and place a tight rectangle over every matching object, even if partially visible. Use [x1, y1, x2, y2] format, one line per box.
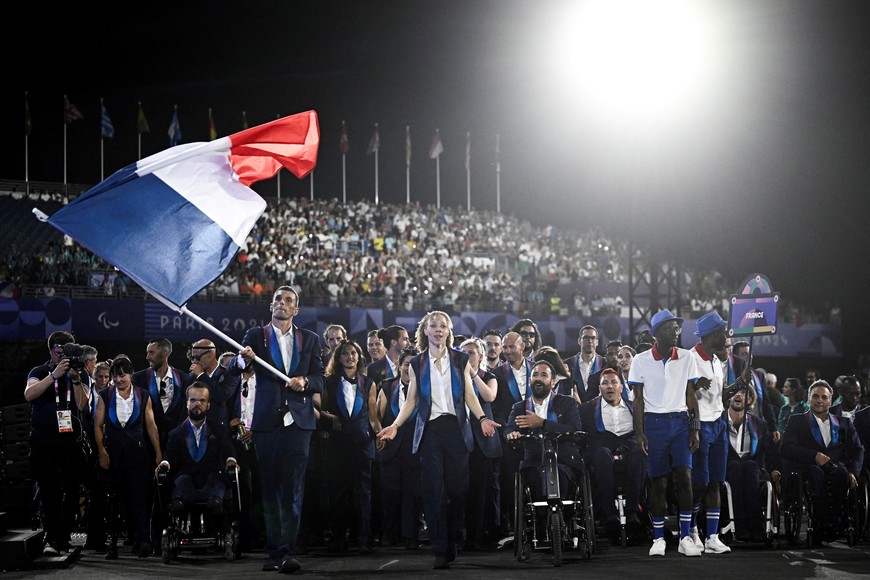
[514, 472, 532, 562]
[845, 486, 859, 547]
[549, 511, 563, 567]
[161, 527, 177, 564]
[580, 469, 595, 558]
[783, 475, 803, 546]
[224, 525, 240, 560]
[760, 481, 779, 549]
[857, 469, 869, 541]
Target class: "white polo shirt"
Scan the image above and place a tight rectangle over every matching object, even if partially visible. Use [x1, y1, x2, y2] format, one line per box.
[627, 345, 699, 414]
[689, 343, 725, 422]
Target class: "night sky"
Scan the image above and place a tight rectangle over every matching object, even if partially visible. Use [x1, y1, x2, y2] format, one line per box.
[4, 1, 870, 358]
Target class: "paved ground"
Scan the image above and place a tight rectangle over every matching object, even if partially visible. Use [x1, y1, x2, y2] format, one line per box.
[6, 533, 870, 579]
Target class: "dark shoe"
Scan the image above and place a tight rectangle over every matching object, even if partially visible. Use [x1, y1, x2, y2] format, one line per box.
[433, 556, 451, 569]
[446, 542, 457, 563]
[279, 557, 301, 574]
[405, 538, 420, 550]
[262, 558, 280, 571]
[137, 541, 153, 558]
[105, 548, 118, 560]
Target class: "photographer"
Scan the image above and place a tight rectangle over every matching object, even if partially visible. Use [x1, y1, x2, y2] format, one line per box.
[24, 331, 91, 556]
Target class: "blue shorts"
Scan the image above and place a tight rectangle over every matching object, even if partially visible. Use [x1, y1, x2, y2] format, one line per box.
[644, 412, 692, 479]
[692, 417, 728, 486]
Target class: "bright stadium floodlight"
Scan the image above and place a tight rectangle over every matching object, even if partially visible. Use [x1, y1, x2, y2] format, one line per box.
[543, 0, 721, 125]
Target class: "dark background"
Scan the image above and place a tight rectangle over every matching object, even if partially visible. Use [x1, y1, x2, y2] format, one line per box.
[3, 1, 869, 364]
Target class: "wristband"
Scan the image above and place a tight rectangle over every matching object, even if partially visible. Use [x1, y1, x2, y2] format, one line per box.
[688, 418, 701, 431]
[479, 415, 488, 423]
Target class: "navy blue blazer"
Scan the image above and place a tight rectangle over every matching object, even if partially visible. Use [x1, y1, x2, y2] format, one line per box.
[578, 394, 636, 454]
[409, 348, 473, 454]
[240, 324, 324, 432]
[197, 364, 239, 429]
[323, 372, 376, 460]
[722, 410, 771, 464]
[376, 377, 415, 462]
[132, 366, 194, 438]
[504, 393, 583, 471]
[854, 406, 870, 450]
[491, 359, 532, 427]
[163, 417, 235, 489]
[781, 411, 864, 476]
[563, 353, 607, 403]
[470, 369, 502, 460]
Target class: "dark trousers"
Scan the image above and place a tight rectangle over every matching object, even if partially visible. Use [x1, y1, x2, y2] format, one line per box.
[419, 416, 469, 558]
[100, 440, 154, 545]
[587, 445, 646, 520]
[253, 425, 311, 561]
[328, 443, 373, 547]
[465, 445, 496, 545]
[380, 441, 421, 541]
[300, 431, 329, 547]
[30, 435, 85, 546]
[499, 442, 521, 532]
[799, 464, 849, 527]
[726, 458, 763, 533]
[233, 439, 265, 550]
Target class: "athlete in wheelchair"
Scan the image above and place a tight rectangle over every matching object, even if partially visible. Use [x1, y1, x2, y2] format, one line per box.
[721, 384, 779, 546]
[155, 381, 242, 562]
[505, 360, 593, 566]
[578, 368, 647, 547]
[780, 380, 864, 547]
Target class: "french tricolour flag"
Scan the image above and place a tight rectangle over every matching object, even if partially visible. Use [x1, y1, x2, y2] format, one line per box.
[42, 110, 320, 307]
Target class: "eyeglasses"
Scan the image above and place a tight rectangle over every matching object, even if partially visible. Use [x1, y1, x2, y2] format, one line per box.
[580, 336, 598, 341]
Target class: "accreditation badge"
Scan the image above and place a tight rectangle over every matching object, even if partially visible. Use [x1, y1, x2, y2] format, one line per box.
[57, 409, 73, 433]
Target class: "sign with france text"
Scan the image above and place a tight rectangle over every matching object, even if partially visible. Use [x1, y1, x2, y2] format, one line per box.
[728, 273, 779, 338]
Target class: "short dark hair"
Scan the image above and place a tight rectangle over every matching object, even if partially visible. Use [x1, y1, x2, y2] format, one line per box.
[605, 340, 624, 350]
[483, 329, 503, 339]
[110, 357, 135, 377]
[47, 331, 75, 349]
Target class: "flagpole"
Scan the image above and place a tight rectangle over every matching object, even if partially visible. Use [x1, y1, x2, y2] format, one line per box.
[63, 95, 68, 195]
[495, 133, 501, 213]
[466, 132, 471, 212]
[24, 92, 30, 196]
[374, 147, 379, 205]
[436, 155, 441, 209]
[100, 98, 106, 181]
[150, 292, 295, 385]
[276, 113, 282, 201]
[310, 169, 314, 201]
[342, 153, 347, 204]
[406, 125, 411, 204]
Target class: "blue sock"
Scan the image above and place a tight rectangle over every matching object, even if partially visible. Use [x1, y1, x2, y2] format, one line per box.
[707, 509, 721, 537]
[652, 516, 665, 540]
[680, 510, 693, 538]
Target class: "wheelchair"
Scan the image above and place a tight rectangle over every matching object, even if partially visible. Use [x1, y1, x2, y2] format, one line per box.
[858, 467, 870, 540]
[717, 470, 780, 548]
[156, 465, 242, 563]
[512, 431, 594, 567]
[781, 466, 860, 548]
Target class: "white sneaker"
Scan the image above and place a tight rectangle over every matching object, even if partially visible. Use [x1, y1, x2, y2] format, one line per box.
[43, 544, 59, 556]
[690, 527, 705, 552]
[678, 535, 702, 556]
[649, 538, 666, 556]
[704, 535, 732, 554]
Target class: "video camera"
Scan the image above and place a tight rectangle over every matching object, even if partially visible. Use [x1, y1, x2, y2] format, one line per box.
[61, 342, 88, 373]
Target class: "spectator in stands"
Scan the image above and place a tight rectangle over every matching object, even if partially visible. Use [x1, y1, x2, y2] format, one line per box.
[564, 325, 606, 403]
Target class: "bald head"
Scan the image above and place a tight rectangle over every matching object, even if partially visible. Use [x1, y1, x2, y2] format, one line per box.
[190, 339, 218, 373]
[502, 332, 525, 366]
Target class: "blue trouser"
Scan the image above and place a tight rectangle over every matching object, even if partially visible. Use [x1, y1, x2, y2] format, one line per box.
[419, 415, 469, 558]
[253, 425, 311, 560]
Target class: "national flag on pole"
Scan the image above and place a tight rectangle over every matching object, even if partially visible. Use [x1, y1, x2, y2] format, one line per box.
[429, 129, 443, 159]
[464, 132, 471, 171]
[209, 108, 217, 141]
[41, 110, 320, 307]
[242, 111, 249, 130]
[64, 96, 84, 124]
[25, 92, 32, 136]
[367, 123, 379, 155]
[340, 120, 349, 155]
[168, 106, 182, 146]
[137, 102, 151, 133]
[101, 100, 115, 139]
[406, 125, 412, 167]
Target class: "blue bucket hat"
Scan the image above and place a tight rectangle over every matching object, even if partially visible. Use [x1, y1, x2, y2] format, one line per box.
[649, 309, 684, 336]
[694, 311, 728, 337]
